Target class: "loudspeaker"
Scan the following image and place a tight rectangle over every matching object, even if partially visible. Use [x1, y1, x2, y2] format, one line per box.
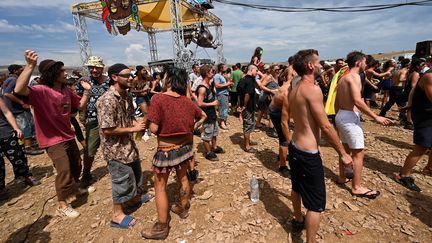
[415, 40, 432, 57]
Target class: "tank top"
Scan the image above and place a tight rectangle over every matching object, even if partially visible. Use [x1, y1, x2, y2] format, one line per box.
[196, 84, 217, 122]
[412, 71, 432, 128]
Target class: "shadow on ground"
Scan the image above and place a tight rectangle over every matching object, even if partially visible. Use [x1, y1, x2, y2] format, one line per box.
[259, 179, 303, 243]
[6, 215, 52, 243]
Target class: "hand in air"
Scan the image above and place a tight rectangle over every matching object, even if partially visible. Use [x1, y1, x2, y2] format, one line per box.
[24, 50, 38, 66]
[80, 79, 92, 91]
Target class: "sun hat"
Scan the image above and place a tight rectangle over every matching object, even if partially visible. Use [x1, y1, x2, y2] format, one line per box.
[85, 56, 105, 68]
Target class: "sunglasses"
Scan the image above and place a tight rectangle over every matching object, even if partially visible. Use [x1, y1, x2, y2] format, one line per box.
[115, 73, 134, 78]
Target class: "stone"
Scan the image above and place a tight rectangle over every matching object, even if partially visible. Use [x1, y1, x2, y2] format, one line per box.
[196, 190, 213, 200]
[213, 212, 224, 222]
[344, 201, 359, 211]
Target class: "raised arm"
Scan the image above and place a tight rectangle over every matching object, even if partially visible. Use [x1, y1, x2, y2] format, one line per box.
[14, 50, 38, 96]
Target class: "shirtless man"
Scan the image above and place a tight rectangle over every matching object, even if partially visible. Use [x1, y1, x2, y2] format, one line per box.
[283, 49, 353, 243]
[380, 58, 411, 122]
[286, 56, 299, 86]
[335, 51, 392, 199]
[268, 79, 291, 177]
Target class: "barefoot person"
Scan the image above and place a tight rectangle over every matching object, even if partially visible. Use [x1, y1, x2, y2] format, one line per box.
[284, 49, 353, 243]
[97, 64, 153, 229]
[14, 50, 92, 218]
[335, 51, 392, 198]
[142, 67, 206, 239]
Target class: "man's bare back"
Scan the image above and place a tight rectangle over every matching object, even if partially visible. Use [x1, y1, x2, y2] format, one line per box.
[270, 81, 290, 109]
[392, 67, 409, 87]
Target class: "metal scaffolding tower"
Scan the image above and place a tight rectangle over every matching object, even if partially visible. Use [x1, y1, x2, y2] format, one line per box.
[72, 10, 91, 69]
[147, 30, 159, 62]
[71, 0, 224, 67]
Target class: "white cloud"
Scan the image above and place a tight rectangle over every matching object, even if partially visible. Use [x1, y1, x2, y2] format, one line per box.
[125, 43, 147, 64]
[0, 19, 75, 33]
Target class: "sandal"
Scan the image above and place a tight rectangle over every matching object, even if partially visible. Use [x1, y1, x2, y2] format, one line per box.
[394, 174, 421, 192]
[110, 215, 136, 229]
[351, 189, 380, 199]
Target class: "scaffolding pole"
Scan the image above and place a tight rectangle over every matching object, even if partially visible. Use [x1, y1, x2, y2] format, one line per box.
[215, 24, 225, 64]
[72, 12, 91, 70]
[148, 31, 159, 62]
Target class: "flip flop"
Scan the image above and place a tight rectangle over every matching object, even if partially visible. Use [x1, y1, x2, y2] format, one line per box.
[352, 189, 380, 199]
[244, 147, 258, 153]
[110, 215, 136, 229]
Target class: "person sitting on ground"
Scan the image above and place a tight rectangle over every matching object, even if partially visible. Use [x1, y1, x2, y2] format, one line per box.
[142, 66, 206, 240]
[0, 97, 40, 201]
[335, 51, 391, 199]
[14, 50, 93, 218]
[196, 65, 223, 161]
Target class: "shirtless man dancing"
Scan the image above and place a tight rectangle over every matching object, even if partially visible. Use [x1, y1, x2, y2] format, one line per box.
[335, 51, 392, 199]
[284, 49, 353, 243]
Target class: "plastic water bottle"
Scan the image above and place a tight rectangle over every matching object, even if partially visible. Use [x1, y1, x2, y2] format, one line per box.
[250, 175, 259, 203]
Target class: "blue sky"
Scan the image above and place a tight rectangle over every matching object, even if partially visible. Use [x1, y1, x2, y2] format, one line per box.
[0, 0, 431, 66]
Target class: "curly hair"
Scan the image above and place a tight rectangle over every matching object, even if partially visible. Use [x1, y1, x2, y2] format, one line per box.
[40, 63, 64, 88]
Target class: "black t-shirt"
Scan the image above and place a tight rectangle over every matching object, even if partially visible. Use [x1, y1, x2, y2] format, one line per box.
[76, 76, 110, 124]
[238, 75, 257, 112]
[196, 84, 217, 123]
[0, 111, 14, 140]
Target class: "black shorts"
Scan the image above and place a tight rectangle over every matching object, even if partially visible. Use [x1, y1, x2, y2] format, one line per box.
[269, 106, 288, 146]
[229, 91, 238, 107]
[413, 126, 432, 148]
[288, 143, 326, 212]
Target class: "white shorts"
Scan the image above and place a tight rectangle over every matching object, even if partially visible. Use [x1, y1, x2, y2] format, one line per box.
[335, 110, 364, 149]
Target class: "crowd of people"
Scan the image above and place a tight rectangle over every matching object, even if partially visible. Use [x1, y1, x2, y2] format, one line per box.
[0, 47, 431, 242]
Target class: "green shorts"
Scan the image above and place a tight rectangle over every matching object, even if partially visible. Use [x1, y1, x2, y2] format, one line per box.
[84, 122, 100, 157]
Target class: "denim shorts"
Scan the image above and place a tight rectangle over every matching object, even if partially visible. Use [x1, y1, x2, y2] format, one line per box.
[108, 160, 143, 204]
[201, 121, 219, 141]
[242, 110, 255, 134]
[15, 110, 35, 139]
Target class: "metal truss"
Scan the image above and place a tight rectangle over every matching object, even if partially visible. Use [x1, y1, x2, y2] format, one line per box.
[147, 30, 159, 61]
[72, 11, 91, 73]
[71, 0, 224, 68]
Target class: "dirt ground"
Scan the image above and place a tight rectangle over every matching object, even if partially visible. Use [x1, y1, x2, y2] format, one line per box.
[0, 108, 431, 243]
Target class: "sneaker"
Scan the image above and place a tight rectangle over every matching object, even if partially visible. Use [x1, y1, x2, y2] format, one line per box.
[24, 176, 41, 186]
[79, 172, 93, 189]
[57, 205, 80, 218]
[213, 146, 225, 154]
[78, 185, 96, 195]
[267, 128, 278, 138]
[278, 166, 291, 178]
[205, 152, 219, 161]
[395, 174, 421, 192]
[291, 216, 305, 232]
[24, 147, 44, 156]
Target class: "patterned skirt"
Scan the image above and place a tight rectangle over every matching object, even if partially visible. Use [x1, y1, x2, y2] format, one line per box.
[152, 143, 194, 174]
